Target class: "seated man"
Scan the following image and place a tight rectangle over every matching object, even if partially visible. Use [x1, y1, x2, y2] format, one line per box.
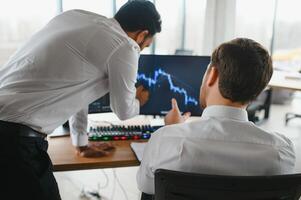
[136, 38, 295, 195]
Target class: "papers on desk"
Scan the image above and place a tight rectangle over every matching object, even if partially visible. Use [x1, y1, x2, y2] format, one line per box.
[130, 142, 147, 162]
[285, 74, 301, 81]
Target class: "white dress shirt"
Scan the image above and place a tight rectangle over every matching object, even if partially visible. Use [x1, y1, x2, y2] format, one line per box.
[0, 10, 140, 146]
[137, 105, 295, 194]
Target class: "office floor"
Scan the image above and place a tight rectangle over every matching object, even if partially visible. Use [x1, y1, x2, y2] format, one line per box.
[54, 92, 301, 200]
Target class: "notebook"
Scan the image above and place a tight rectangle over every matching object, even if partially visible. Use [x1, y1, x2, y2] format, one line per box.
[130, 142, 147, 162]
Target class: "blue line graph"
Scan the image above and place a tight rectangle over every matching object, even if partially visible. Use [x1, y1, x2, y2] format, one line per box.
[137, 68, 198, 106]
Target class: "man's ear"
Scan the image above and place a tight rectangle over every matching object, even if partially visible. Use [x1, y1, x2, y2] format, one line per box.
[206, 66, 219, 87]
[136, 30, 149, 44]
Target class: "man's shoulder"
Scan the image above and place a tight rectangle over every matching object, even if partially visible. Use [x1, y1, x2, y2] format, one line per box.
[154, 119, 293, 149]
[269, 131, 294, 149]
[247, 123, 293, 148]
[152, 120, 202, 139]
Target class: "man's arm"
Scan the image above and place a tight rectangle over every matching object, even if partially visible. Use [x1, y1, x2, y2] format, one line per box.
[69, 108, 114, 157]
[69, 108, 89, 147]
[276, 133, 296, 173]
[136, 130, 162, 195]
[107, 42, 141, 120]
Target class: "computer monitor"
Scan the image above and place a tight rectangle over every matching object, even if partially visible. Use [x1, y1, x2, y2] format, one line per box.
[88, 93, 111, 114]
[88, 55, 210, 116]
[137, 55, 210, 116]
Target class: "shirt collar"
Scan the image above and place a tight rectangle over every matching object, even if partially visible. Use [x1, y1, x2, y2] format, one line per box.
[202, 105, 249, 122]
[108, 18, 141, 52]
[109, 18, 123, 30]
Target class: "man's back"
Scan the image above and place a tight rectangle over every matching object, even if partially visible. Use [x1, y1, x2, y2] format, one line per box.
[0, 10, 139, 133]
[137, 105, 295, 194]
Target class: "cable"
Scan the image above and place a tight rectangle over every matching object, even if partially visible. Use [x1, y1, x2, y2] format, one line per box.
[110, 170, 117, 200]
[62, 167, 129, 200]
[60, 175, 99, 200]
[112, 169, 129, 200]
[79, 169, 111, 200]
[98, 169, 109, 190]
[80, 189, 101, 200]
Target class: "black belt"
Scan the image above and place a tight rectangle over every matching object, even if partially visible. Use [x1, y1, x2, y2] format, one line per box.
[0, 120, 47, 139]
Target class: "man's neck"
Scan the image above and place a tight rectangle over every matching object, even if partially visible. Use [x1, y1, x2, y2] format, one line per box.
[206, 99, 247, 110]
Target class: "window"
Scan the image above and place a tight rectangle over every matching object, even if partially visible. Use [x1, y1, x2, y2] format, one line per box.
[154, 0, 183, 54]
[272, 0, 301, 72]
[0, 0, 56, 66]
[115, 0, 128, 12]
[184, 0, 207, 55]
[235, 0, 275, 50]
[152, 0, 206, 55]
[63, 0, 113, 17]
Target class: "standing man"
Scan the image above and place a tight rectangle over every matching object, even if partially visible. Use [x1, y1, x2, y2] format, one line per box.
[0, 1, 161, 199]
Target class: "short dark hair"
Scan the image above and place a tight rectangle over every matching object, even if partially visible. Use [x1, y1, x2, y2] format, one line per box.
[211, 38, 273, 104]
[114, 0, 161, 36]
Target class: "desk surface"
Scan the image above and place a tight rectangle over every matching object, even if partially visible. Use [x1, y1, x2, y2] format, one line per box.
[48, 136, 142, 171]
[269, 71, 301, 91]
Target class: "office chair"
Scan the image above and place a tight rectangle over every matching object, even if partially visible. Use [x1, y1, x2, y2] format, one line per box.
[141, 169, 301, 200]
[285, 112, 301, 125]
[284, 70, 301, 125]
[247, 88, 272, 123]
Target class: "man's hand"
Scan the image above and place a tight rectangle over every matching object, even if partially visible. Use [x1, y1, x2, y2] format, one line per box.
[136, 85, 150, 106]
[76, 142, 115, 157]
[164, 98, 191, 125]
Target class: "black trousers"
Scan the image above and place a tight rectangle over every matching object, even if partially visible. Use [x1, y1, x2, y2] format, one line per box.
[0, 122, 61, 200]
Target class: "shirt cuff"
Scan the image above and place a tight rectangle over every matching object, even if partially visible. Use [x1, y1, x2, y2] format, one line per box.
[70, 131, 89, 147]
[134, 98, 140, 116]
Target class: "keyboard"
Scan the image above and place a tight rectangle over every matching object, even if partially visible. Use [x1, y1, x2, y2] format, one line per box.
[88, 125, 163, 141]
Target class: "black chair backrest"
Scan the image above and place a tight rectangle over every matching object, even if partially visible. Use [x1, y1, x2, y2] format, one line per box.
[155, 169, 301, 200]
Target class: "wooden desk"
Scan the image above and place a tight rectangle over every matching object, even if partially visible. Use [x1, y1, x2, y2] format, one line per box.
[268, 70, 301, 124]
[48, 136, 142, 172]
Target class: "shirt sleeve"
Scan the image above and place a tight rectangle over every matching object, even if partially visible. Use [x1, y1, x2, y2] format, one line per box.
[69, 108, 89, 147]
[107, 41, 140, 120]
[275, 133, 296, 173]
[136, 129, 163, 195]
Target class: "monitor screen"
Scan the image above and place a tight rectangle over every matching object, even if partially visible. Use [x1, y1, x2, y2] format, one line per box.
[88, 55, 210, 116]
[137, 55, 210, 116]
[88, 93, 111, 114]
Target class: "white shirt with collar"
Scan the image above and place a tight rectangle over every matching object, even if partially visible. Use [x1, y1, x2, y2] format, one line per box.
[0, 9, 140, 146]
[137, 105, 295, 195]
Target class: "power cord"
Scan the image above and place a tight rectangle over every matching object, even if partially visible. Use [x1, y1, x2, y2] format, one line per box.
[110, 169, 129, 200]
[80, 169, 110, 200]
[110, 170, 117, 200]
[59, 175, 100, 200]
[80, 189, 102, 200]
[68, 168, 129, 200]
[98, 169, 110, 189]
